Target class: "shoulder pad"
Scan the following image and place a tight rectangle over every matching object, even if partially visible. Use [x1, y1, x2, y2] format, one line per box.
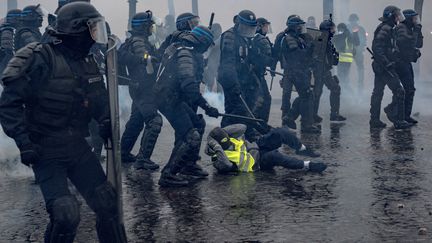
[0, 25, 14, 32]
[2, 43, 46, 84]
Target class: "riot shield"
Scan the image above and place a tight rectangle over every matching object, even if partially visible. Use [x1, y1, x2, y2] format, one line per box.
[307, 28, 329, 85]
[105, 35, 124, 221]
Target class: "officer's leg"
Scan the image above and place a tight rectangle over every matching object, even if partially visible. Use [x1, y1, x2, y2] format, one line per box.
[370, 73, 386, 125]
[398, 63, 416, 122]
[259, 150, 305, 170]
[134, 105, 162, 170]
[313, 75, 325, 118]
[221, 90, 246, 127]
[281, 77, 293, 123]
[120, 102, 144, 162]
[383, 73, 409, 128]
[325, 75, 345, 120]
[261, 79, 272, 123]
[293, 76, 319, 133]
[68, 139, 127, 243]
[356, 50, 365, 91]
[32, 146, 80, 243]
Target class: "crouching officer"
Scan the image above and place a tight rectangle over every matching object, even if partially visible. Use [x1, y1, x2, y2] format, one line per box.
[154, 26, 219, 187]
[0, 3, 127, 242]
[206, 124, 326, 174]
[119, 11, 162, 169]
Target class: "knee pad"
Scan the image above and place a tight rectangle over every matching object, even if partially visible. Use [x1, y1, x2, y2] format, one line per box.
[92, 182, 118, 218]
[50, 195, 80, 235]
[396, 88, 405, 99]
[148, 114, 163, 134]
[185, 129, 202, 148]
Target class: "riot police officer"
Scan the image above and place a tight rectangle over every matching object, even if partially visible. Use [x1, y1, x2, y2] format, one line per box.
[218, 10, 265, 140]
[118, 11, 162, 169]
[0, 9, 21, 77]
[395, 9, 423, 124]
[14, 5, 44, 50]
[369, 6, 411, 129]
[250, 17, 274, 123]
[313, 20, 346, 122]
[0, 3, 127, 242]
[279, 16, 320, 133]
[154, 26, 219, 187]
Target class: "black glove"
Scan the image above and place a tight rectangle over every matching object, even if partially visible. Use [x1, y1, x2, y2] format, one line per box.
[202, 103, 219, 118]
[414, 24, 422, 32]
[98, 119, 112, 142]
[19, 144, 41, 167]
[385, 61, 396, 70]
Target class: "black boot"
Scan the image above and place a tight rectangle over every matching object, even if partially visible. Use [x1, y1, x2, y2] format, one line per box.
[314, 115, 323, 123]
[134, 157, 159, 171]
[180, 163, 209, 180]
[394, 120, 412, 130]
[301, 124, 321, 134]
[406, 117, 418, 124]
[158, 173, 189, 187]
[296, 147, 321, 158]
[330, 113, 347, 122]
[282, 115, 297, 130]
[121, 153, 136, 163]
[369, 119, 387, 128]
[384, 105, 397, 123]
[308, 161, 327, 173]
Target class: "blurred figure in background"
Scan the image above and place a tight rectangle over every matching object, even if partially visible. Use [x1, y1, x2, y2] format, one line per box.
[306, 16, 317, 29]
[348, 13, 367, 95]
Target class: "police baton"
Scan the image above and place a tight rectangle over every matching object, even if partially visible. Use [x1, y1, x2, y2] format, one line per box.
[239, 95, 257, 119]
[366, 47, 396, 78]
[218, 113, 265, 123]
[265, 68, 285, 77]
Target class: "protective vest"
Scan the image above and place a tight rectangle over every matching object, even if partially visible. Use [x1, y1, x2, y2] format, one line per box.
[29, 44, 103, 134]
[339, 38, 354, 63]
[224, 137, 255, 172]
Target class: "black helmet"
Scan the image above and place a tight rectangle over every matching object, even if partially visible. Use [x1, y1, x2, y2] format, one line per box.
[348, 13, 359, 22]
[209, 127, 232, 150]
[402, 9, 420, 25]
[21, 5, 45, 27]
[56, 0, 90, 14]
[286, 14, 300, 27]
[176, 12, 200, 31]
[287, 16, 306, 34]
[54, 2, 107, 43]
[319, 20, 335, 31]
[131, 11, 154, 33]
[184, 25, 214, 53]
[256, 17, 271, 35]
[6, 9, 21, 27]
[379, 5, 405, 23]
[234, 10, 257, 38]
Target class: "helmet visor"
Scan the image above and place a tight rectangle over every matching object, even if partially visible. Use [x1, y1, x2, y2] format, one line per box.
[413, 15, 421, 25]
[237, 23, 257, 38]
[189, 17, 201, 29]
[395, 10, 405, 23]
[88, 17, 108, 44]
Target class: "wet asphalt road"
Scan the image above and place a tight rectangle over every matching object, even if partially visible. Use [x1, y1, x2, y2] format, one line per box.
[1, 81, 432, 242]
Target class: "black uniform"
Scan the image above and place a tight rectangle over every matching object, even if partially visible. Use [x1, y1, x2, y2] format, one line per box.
[0, 24, 16, 77]
[0, 3, 127, 242]
[395, 17, 423, 123]
[119, 31, 162, 169]
[251, 32, 273, 123]
[370, 13, 410, 129]
[313, 29, 344, 121]
[154, 27, 218, 187]
[280, 30, 318, 132]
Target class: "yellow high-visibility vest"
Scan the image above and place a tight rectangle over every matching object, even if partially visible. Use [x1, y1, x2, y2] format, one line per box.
[339, 38, 354, 63]
[224, 137, 255, 173]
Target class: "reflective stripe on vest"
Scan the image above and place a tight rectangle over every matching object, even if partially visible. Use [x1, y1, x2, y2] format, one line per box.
[339, 38, 354, 63]
[224, 137, 255, 172]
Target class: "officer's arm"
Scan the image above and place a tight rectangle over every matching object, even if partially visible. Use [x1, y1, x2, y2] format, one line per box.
[20, 31, 40, 47]
[395, 25, 415, 51]
[0, 46, 48, 149]
[0, 28, 14, 52]
[255, 37, 275, 67]
[218, 31, 240, 89]
[177, 49, 207, 107]
[372, 26, 392, 65]
[117, 40, 143, 68]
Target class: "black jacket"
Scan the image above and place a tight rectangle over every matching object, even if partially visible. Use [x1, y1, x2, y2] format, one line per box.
[395, 22, 423, 63]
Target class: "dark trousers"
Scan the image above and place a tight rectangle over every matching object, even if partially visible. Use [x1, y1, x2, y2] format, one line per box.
[370, 65, 405, 121]
[31, 136, 120, 241]
[313, 70, 341, 116]
[337, 62, 352, 92]
[396, 62, 416, 118]
[254, 76, 272, 123]
[256, 127, 304, 170]
[281, 76, 293, 119]
[353, 48, 365, 90]
[120, 102, 158, 156]
[289, 73, 314, 127]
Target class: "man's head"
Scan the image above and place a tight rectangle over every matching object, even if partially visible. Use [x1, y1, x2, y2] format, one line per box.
[337, 23, 348, 34]
[183, 25, 214, 53]
[287, 15, 306, 35]
[176, 12, 200, 31]
[348, 13, 359, 24]
[5, 9, 21, 28]
[131, 11, 155, 35]
[256, 17, 271, 36]
[319, 19, 336, 37]
[379, 5, 405, 25]
[233, 10, 257, 38]
[402, 9, 421, 26]
[307, 16, 316, 28]
[21, 5, 46, 28]
[56, 0, 90, 14]
[209, 127, 232, 150]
